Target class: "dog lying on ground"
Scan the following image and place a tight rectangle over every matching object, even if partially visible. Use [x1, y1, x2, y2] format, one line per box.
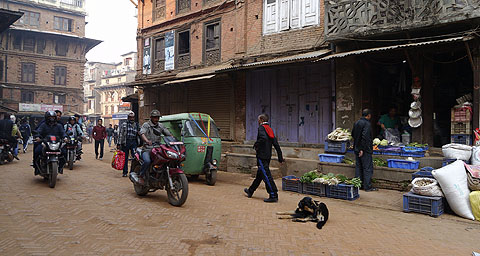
[276, 197, 329, 229]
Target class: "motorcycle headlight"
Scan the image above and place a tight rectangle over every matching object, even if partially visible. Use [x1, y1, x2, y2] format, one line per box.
[166, 151, 180, 159]
[48, 142, 60, 151]
[212, 159, 217, 165]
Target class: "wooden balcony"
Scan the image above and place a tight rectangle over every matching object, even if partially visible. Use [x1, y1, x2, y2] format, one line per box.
[325, 0, 480, 40]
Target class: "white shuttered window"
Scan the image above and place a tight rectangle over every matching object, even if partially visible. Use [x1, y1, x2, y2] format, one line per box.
[263, 0, 319, 34]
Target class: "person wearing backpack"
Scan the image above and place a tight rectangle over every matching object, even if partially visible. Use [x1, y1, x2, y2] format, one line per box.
[117, 111, 140, 177]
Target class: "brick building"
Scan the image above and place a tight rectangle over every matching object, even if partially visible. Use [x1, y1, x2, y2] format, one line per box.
[131, 0, 332, 143]
[0, 0, 100, 119]
[83, 61, 117, 123]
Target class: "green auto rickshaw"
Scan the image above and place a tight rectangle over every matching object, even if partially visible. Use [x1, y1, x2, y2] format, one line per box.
[159, 113, 221, 185]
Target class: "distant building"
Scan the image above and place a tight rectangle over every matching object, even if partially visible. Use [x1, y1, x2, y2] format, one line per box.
[83, 61, 117, 122]
[0, 0, 101, 118]
[91, 52, 137, 126]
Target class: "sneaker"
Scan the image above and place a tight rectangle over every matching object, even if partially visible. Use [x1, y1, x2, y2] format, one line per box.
[99, 157, 103, 160]
[264, 197, 278, 203]
[244, 188, 253, 198]
[365, 187, 378, 192]
[122, 173, 128, 177]
[14, 155, 20, 160]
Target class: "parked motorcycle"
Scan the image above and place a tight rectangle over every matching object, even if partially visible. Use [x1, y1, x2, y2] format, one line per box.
[34, 136, 64, 188]
[0, 139, 14, 164]
[129, 136, 189, 206]
[65, 132, 78, 170]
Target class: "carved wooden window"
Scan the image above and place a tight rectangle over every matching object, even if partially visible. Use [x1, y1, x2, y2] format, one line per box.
[55, 41, 68, 56]
[204, 21, 220, 65]
[21, 91, 34, 103]
[264, 0, 319, 34]
[13, 35, 21, 50]
[21, 63, 35, 83]
[153, 0, 166, 21]
[23, 37, 35, 52]
[176, 0, 191, 14]
[37, 38, 46, 54]
[54, 66, 67, 85]
[154, 37, 165, 72]
[176, 30, 190, 68]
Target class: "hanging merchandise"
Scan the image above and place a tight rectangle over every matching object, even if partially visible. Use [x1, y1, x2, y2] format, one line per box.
[408, 116, 423, 128]
[408, 108, 422, 118]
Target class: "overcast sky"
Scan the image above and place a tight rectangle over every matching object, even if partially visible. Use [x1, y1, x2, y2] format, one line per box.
[85, 0, 138, 63]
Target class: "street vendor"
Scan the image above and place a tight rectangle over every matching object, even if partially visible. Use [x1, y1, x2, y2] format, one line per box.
[377, 106, 401, 140]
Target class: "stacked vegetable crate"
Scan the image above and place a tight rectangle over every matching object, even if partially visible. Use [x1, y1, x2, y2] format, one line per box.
[451, 107, 472, 145]
[403, 167, 444, 217]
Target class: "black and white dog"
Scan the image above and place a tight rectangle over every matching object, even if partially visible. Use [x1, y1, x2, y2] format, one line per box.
[277, 197, 329, 229]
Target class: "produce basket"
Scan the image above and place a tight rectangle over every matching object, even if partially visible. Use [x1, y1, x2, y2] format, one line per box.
[301, 182, 326, 197]
[318, 154, 344, 163]
[401, 147, 426, 157]
[450, 122, 472, 135]
[387, 159, 420, 170]
[326, 184, 359, 201]
[282, 176, 302, 193]
[324, 140, 349, 154]
[451, 134, 472, 145]
[403, 192, 444, 217]
[451, 107, 472, 122]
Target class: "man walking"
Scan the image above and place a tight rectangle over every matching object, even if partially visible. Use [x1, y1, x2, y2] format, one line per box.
[92, 119, 106, 160]
[118, 112, 140, 177]
[19, 118, 31, 153]
[106, 124, 114, 147]
[244, 114, 284, 203]
[352, 109, 377, 192]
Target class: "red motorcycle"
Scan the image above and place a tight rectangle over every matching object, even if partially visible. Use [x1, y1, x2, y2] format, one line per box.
[129, 136, 188, 206]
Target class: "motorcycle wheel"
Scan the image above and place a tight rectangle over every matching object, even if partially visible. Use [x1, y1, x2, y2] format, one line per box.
[167, 173, 188, 207]
[205, 170, 217, 186]
[48, 162, 58, 188]
[132, 162, 148, 196]
[68, 151, 74, 170]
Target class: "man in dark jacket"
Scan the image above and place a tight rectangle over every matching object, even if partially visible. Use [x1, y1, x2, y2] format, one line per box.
[34, 111, 67, 175]
[92, 119, 107, 160]
[244, 114, 284, 203]
[352, 109, 377, 192]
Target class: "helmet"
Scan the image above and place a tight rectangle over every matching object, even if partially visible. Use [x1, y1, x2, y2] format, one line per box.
[10, 115, 15, 123]
[150, 109, 161, 117]
[128, 111, 135, 117]
[45, 111, 56, 125]
[68, 116, 76, 122]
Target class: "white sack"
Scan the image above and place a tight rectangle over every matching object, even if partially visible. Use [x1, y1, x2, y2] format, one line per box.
[432, 160, 474, 220]
[472, 146, 480, 166]
[442, 143, 472, 161]
[411, 178, 444, 197]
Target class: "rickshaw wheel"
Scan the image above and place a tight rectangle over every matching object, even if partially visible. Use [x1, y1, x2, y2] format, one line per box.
[206, 170, 217, 186]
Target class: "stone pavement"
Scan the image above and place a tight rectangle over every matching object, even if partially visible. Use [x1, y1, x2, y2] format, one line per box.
[0, 144, 479, 256]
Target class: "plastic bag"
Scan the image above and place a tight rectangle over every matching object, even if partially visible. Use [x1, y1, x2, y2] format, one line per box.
[111, 150, 125, 171]
[474, 128, 480, 146]
[411, 178, 444, 197]
[432, 160, 474, 220]
[470, 191, 480, 221]
[472, 146, 480, 165]
[384, 128, 400, 143]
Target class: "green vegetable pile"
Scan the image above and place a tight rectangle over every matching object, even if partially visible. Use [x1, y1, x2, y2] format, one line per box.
[345, 177, 362, 188]
[300, 170, 321, 183]
[373, 158, 388, 167]
[373, 138, 388, 146]
[342, 157, 355, 165]
[406, 142, 428, 148]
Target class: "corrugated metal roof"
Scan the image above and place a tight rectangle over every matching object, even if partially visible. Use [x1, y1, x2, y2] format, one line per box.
[219, 49, 331, 71]
[320, 36, 470, 61]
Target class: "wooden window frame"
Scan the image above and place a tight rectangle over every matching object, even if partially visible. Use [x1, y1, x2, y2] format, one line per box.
[54, 66, 67, 85]
[53, 94, 66, 104]
[13, 34, 22, 50]
[203, 20, 221, 64]
[18, 10, 40, 27]
[154, 36, 165, 72]
[176, 30, 190, 56]
[21, 90, 34, 103]
[21, 62, 35, 83]
[176, 0, 191, 14]
[55, 41, 68, 56]
[153, 0, 166, 21]
[54, 16, 73, 32]
[23, 36, 35, 52]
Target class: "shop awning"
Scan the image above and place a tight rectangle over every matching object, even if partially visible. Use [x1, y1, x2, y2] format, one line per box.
[0, 104, 18, 113]
[320, 36, 473, 61]
[122, 93, 138, 102]
[161, 75, 216, 85]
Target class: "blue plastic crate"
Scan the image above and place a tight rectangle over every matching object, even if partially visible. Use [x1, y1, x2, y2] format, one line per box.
[442, 158, 471, 166]
[383, 151, 401, 156]
[282, 176, 302, 193]
[326, 184, 359, 201]
[318, 154, 345, 163]
[402, 146, 426, 153]
[373, 150, 382, 155]
[387, 159, 420, 170]
[411, 169, 434, 180]
[302, 182, 326, 197]
[403, 192, 444, 217]
[401, 151, 426, 157]
[451, 134, 473, 145]
[324, 141, 349, 154]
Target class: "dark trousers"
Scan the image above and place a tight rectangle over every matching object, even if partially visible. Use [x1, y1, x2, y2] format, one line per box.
[122, 139, 137, 175]
[355, 152, 374, 190]
[94, 139, 104, 158]
[248, 158, 278, 197]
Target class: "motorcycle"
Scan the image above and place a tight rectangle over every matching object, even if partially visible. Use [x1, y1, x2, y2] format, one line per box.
[65, 132, 77, 170]
[129, 136, 189, 206]
[0, 139, 14, 164]
[34, 136, 64, 188]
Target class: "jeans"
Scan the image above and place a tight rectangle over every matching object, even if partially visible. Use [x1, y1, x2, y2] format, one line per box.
[94, 139, 104, 158]
[140, 150, 151, 177]
[22, 135, 29, 151]
[107, 136, 112, 147]
[355, 152, 374, 190]
[248, 158, 278, 198]
[122, 139, 137, 175]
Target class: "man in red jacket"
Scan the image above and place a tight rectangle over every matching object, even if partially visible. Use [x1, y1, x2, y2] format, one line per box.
[92, 119, 107, 160]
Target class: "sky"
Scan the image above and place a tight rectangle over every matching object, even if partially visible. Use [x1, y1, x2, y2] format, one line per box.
[85, 0, 138, 63]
